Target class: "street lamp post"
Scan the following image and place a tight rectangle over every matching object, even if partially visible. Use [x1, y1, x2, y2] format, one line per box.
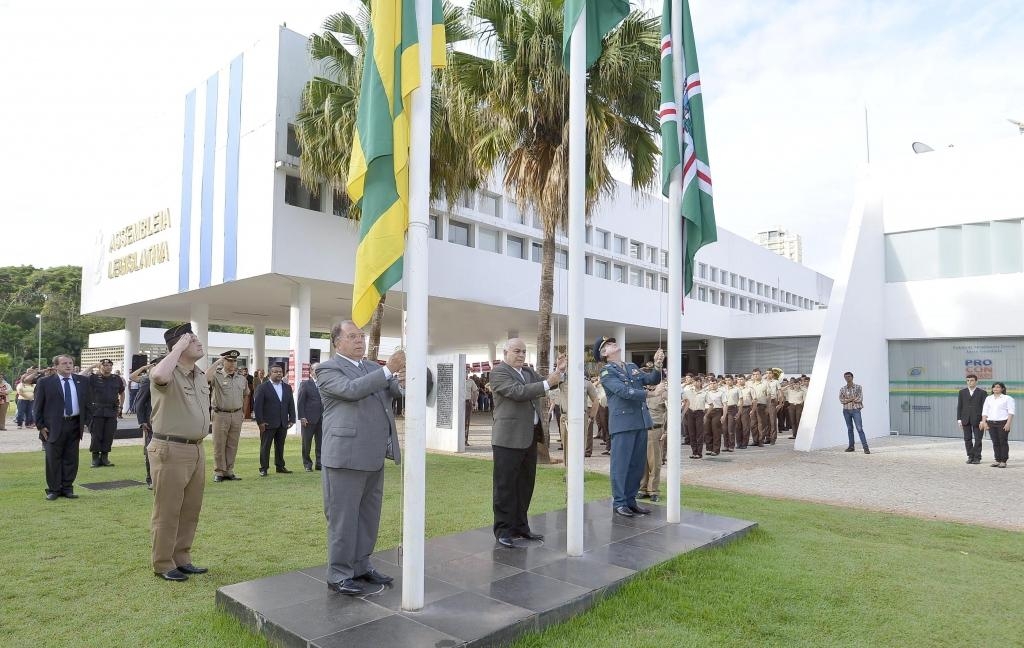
[36, 313, 42, 367]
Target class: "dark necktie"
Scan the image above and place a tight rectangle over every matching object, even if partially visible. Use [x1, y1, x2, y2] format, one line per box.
[63, 378, 73, 416]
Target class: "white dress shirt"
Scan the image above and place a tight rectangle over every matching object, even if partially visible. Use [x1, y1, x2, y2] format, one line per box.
[983, 394, 1015, 421]
[271, 380, 284, 401]
[61, 374, 81, 416]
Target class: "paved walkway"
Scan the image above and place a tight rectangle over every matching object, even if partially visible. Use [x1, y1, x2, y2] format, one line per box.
[4, 412, 1021, 531]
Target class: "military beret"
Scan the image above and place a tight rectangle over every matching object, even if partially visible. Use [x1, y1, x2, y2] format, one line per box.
[592, 336, 615, 359]
[220, 349, 240, 360]
[163, 322, 193, 345]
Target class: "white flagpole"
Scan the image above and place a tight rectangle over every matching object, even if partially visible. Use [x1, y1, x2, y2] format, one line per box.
[402, 0, 432, 611]
[566, 5, 587, 557]
[666, 0, 686, 524]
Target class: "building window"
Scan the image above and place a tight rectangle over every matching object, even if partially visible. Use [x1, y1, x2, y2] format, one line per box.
[594, 258, 609, 279]
[647, 247, 658, 264]
[645, 272, 656, 290]
[771, 287, 778, 300]
[730, 295, 738, 308]
[740, 297, 747, 311]
[699, 263, 707, 279]
[449, 220, 471, 246]
[615, 235, 627, 255]
[459, 193, 475, 210]
[585, 255, 593, 275]
[284, 175, 321, 211]
[660, 250, 669, 267]
[585, 226, 593, 244]
[478, 192, 499, 217]
[740, 276, 747, 291]
[748, 300, 755, 313]
[478, 226, 500, 252]
[556, 248, 568, 269]
[698, 287, 707, 301]
[757, 283, 763, 296]
[531, 242, 543, 262]
[628, 267, 643, 286]
[429, 214, 441, 240]
[286, 124, 301, 156]
[720, 292, 727, 306]
[613, 264, 626, 283]
[660, 276, 668, 292]
[732, 274, 738, 288]
[506, 200, 524, 224]
[710, 289, 718, 304]
[598, 230, 611, 250]
[507, 235, 525, 259]
[332, 191, 352, 218]
[710, 267, 718, 283]
[629, 241, 642, 260]
[720, 270, 729, 285]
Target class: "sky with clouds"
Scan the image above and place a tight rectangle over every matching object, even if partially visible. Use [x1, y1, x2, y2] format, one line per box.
[1, 0, 1022, 277]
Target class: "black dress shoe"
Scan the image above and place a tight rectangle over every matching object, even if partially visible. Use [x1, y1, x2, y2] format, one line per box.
[327, 579, 365, 595]
[965, 458, 974, 464]
[156, 569, 188, 582]
[62, 492, 79, 499]
[227, 474, 242, 480]
[100, 456, 114, 467]
[259, 469, 268, 476]
[863, 449, 870, 454]
[315, 465, 322, 471]
[496, 535, 519, 548]
[844, 447, 855, 452]
[357, 568, 393, 585]
[614, 506, 635, 517]
[177, 563, 208, 574]
[45, 492, 59, 501]
[213, 475, 225, 482]
[276, 467, 292, 474]
[629, 504, 652, 515]
[517, 531, 544, 541]
[637, 492, 651, 499]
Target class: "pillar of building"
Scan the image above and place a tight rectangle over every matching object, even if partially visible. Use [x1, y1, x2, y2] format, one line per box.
[707, 337, 725, 376]
[190, 303, 209, 368]
[289, 283, 312, 389]
[615, 325, 627, 362]
[253, 323, 266, 374]
[487, 342, 497, 366]
[123, 315, 141, 372]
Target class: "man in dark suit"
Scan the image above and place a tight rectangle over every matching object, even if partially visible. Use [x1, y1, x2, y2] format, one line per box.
[253, 363, 296, 476]
[297, 363, 324, 471]
[488, 338, 565, 548]
[34, 354, 90, 500]
[318, 320, 405, 596]
[957, 373, 987, 465]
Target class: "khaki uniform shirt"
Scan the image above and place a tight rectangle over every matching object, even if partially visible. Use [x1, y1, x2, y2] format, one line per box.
[707, 388, 725, 409]
[595, 383, 608, 408]
[724, 386, 741, 407]
[788, 386, 806, 404]
[647, 389, 667, 427]
[211, 370, 247, 411]
[682, 384, 696, 411]
[691, 389, 708, 411]
[766, 379, 781, 403]
[152, 365, 211, 440]
[751, 381, 769, 405]
[739, 386, 753, 406]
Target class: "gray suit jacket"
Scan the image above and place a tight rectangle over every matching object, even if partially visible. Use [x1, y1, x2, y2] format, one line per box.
[489, 362, 548, 449]
[317, 355, 403, 471]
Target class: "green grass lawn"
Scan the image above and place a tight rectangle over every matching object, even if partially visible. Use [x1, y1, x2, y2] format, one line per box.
[0, 439, 1020, 648]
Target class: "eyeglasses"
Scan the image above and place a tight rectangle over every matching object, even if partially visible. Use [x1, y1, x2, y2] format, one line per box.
[342, 332, 365, 341]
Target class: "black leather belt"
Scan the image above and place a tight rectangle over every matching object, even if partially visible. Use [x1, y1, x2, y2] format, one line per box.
[214, 408, 241, 413]
[63, 415, 79, 421]
[152, 433, 203, 445]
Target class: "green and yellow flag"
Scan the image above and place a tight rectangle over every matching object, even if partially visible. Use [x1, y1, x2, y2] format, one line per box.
[348, 0, 446, 327]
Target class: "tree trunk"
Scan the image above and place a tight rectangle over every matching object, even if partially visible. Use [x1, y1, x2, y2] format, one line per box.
[534, 226, 558, 464]
[366, 295, 386, 361]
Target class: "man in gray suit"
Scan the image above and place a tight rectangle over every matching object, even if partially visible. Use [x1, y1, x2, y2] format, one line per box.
[489, 338, 565, 548]
[318, 320, 405, 596]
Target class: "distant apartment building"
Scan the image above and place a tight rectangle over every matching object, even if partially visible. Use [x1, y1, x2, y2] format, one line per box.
[755, 229, 803, 263]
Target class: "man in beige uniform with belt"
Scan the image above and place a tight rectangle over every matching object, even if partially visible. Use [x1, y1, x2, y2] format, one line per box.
[787, 378, 807, 438]
[208, 349, 248, 482]
[148, 323, 211, 582]
[750, 369, 769, 447]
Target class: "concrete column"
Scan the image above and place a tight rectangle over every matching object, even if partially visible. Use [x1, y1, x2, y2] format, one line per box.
[289, 283, 312, 389]
[707, 337, 725, 375]
[190, 303, 209, 369]
[487, 343, 497, 365]
[253, 323, 266, 373]
[123, 316, 141, 372]
[615, 325, 627, 362]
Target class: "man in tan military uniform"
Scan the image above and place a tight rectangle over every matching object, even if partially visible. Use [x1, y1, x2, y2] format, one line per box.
[640, 381, 667, 501]
[208, 350, 248, 482]
[765, 369, 782, 445]
[688, 381, 707, 458]
[750, 369, 769, 447]
[148, 323, 211, 582]
[787, 378, 807, 438]
[682, 374, 696, 445]
[705, 377, 726, 455]
[549, 374, 598, 459]
[737, 375, 752, 448]
[723, 375, 740, 452]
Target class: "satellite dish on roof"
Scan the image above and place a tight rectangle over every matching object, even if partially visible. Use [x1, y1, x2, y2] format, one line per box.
[911, 142, 934, 154]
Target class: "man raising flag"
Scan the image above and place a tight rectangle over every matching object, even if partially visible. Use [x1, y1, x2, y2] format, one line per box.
[661, 0, 717, 296]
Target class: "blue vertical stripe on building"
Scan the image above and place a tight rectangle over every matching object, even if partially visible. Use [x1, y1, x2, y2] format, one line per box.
[223, 55, 243, 282]
[179, 90, 197, 292]
[199, 73, 219, 288]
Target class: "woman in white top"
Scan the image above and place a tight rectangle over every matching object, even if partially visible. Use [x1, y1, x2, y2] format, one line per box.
[981, 382, 1014, 468]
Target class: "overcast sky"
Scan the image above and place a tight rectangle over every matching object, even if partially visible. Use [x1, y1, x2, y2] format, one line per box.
[2, 0, 1022, 277]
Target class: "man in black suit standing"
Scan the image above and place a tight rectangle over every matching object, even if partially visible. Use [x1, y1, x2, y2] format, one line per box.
[34, 354, 90, 500]
[957, 373, 987, 465]
[297, 363, 324, 472]
[253, 363, 296, 476]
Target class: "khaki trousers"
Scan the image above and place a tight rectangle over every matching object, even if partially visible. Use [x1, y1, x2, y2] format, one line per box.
[709, 408, 724, 453]
[738, 406, 751, 446]
[212, 410, 243, 477]
[724, 405, 738, 449]
[767, 400, 779, 444]
[148, 439, 205, 573]
[753, 404, 770, 444]
[641, 425, 664, 495]
[790, 403, 804, 436]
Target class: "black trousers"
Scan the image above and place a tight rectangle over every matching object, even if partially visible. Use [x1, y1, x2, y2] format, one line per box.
[45, 419, 81, 495]
[962, 421, 983, 460]
[89, 415, 117, 454]
[988, 420, 1010, 463]
[260, 426, 289, 471]
[301, 420, 322, 469]
[492, 438, 538, 539]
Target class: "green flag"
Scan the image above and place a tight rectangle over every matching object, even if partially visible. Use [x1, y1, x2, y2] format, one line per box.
[562, 0, 630, 69]
[660, 0, 716, 296]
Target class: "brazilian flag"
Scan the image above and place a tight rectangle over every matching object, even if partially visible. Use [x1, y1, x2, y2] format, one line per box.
[347, 0, 446, 327]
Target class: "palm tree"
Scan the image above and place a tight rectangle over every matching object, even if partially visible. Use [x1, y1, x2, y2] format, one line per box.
[294, 0, 485, 358]
[449, 0, 661, 375]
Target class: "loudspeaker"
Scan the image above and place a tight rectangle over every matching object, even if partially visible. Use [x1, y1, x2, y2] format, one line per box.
[130, 354, 149, 372]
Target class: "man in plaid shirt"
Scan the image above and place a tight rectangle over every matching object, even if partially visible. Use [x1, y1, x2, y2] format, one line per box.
[839, 371, 870, 454]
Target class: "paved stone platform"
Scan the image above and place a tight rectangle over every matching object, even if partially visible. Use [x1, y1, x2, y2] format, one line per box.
[217, 498, 756, 648]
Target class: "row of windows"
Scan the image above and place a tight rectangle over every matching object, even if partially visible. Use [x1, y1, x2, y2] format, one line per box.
[697, 262, 818, 309]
